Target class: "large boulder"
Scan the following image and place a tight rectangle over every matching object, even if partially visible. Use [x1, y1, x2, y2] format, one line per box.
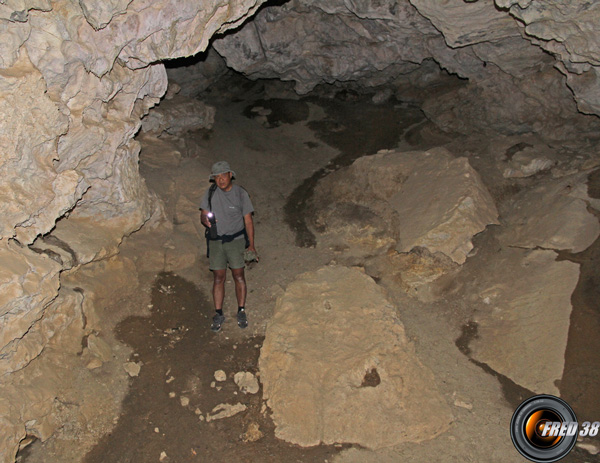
[259, 266, 452, 449]
[469, 248, 580, 394]
[499, 172, 600, 253]
[313, 148, 499, 264]
[389, 148, 499, 264]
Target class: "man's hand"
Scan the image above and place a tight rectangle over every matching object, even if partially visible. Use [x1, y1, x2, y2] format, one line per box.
[200, 210, 212, 228]
[244, 248, 259, 263]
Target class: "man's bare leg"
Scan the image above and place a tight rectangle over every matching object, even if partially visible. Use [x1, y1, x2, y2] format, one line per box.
[231, 267, 247, 308]
[231, 267, 248, 328]
[212, 269, 227, 310]
[211, 269, 227, 332]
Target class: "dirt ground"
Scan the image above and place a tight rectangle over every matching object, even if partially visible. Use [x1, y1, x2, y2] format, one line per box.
[20, 77, 600, 463]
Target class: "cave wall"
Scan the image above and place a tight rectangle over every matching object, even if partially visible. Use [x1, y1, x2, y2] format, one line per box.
[2, 0, 600, 461]
[0, 1, 267, 461]
[207, 0, 600, 137]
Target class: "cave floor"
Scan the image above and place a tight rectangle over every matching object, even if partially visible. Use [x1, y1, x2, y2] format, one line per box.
[20, 80, 600, 463]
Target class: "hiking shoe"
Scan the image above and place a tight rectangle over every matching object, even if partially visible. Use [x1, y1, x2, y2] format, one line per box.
[237, 310, 248, 329]
[211, 313, 225, 332]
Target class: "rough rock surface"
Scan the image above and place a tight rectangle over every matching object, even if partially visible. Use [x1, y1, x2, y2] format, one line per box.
[209, 0, 600, 137]
[140, 94, 216, 136]
[0, 0, 268, 461]
[313, 148, 498, 264]
[389, 148, 499, 264]
[259, 266, 452, 449]
[497, 0, 600, 117]
[499, 173, 600, 253]
[469, 249, 580, 394]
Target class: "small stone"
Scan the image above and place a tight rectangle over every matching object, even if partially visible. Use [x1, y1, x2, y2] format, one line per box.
[86, 358, 103, 370]
[180, 396, 190, 407]
[234, 371, 260, 394]
[154, 427, 160, 433]
[210, 381, 216, 388]
[454, 399, 473, 410]
[123, 362, 141, 377]
[214, 370, 227, 382]
[194, 408, 202, 415]
[166, 376, 175, 384]
[242, 422, 264, 443]
[205, 403, 247, 422]
[159, 451, 168, 461]
[169, 392, 176, 398]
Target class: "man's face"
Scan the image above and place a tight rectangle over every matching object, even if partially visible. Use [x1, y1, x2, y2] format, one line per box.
[214, 172, 233, 191]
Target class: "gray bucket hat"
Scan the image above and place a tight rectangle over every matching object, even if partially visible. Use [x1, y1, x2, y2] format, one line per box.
[209, 161, 236, 179]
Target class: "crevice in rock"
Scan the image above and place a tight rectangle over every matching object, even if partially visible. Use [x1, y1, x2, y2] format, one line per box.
[360, 368, 381, 388]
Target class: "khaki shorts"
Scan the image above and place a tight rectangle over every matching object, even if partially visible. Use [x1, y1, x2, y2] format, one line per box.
[209, 237, 246, 270]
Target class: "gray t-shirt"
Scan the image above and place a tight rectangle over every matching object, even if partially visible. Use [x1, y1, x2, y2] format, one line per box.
[200, 184, 254, 237]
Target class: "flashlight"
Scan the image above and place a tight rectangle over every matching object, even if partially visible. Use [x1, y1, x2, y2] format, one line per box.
[207, 212, 218, 239]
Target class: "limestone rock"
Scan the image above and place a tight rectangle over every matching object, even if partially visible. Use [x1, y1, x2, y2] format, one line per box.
[205, 403, 247, 422]
[503, 153, 556, 178]
[139, 134, 183, 170]
[389, 148, 499, 263]
[141, 95, 215, 136]
[233, 371, 259, 394]
[314, 148, 499, 265]
[499, 173, 600, 253]
[86, 358, 103, 370]
[214, 370, 226, 382]
[213, 0, 441, 94]
[259, 266, 451, 449]
[0, 49, 72, 242]
[0, 1, 272, 460]
[470, 249, 579, 394]
[78, 0, 133, 31]
[242, 422, 263, 443]
[124, 362, 141, 377]
[0, 241, 62, 375]
[409, 0, 521, 47]
[497, 0, 600, 118]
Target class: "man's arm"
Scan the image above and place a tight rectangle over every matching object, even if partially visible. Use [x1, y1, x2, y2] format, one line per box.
[244, 213, 258, 258]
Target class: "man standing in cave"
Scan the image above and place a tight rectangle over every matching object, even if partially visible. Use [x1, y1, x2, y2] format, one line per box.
[200, 161, 257, 332]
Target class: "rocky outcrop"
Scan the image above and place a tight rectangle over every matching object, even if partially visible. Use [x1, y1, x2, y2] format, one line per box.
[499, 172, 600, 253]
[497, 0, 600, 117]
[140, 94, 216, 136]
[0, 0, 267, 461]
[470, 248, 580, 394]
[209, 0, 600, 137]
[259, 266, 452, 449]
[313, 148, 499, 265]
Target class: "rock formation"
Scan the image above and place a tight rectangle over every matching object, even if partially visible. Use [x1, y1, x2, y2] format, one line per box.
[312, 147, 499, 264]
[259, 265, 452, 449]
[203, 0, 600, 137]
[0, 1, 267, 461]
[2, 0, 600, 460]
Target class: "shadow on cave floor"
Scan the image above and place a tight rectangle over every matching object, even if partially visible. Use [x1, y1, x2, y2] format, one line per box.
[281, 95, 426, 247]
[83, 272, 343, 463]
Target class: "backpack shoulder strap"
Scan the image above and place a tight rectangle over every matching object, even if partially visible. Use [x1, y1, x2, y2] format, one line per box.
[208, 183, 217, 211]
